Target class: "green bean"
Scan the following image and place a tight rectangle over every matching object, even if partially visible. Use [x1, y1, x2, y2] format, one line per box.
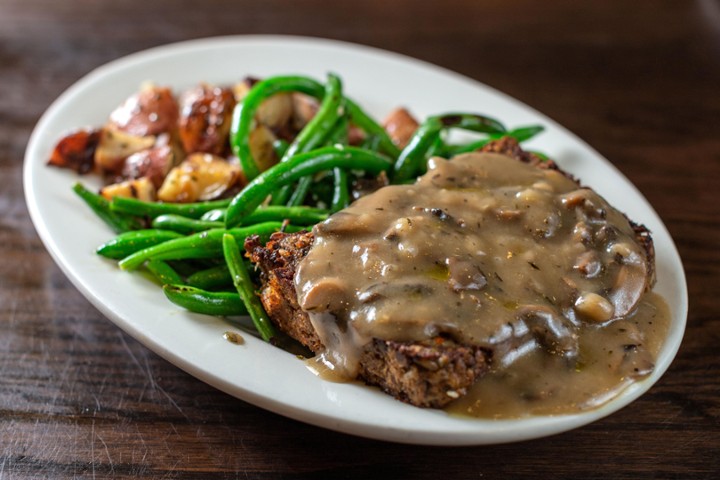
[286, 115, 348, 211]
[330, 168, 349, 212]
[272, 74, 345, 206]
[360, 135, 382, 151]
[446, 125, 545, 156]
[502, 125, 544, 143]
[225, 146, 392, 228]
[72, 183, 141, 233]
[96, 229, 184, 259]
[530, 150, 551, 162]
[286, 177, 313, 207]
[110, 196, 231, 219]
[272, 139, 290, 158]
[186, 264, 233, 290]
[146, 259, 184, 285]
[222, 233, 277, 342]
[425, 135, 446, 159]
[230, 76, 325, 181]
[345, 99, 401, 158]
[163, 284, 248, 317]
[392, 113, 507, 182]
[168, 259, 216, 277]
[200, 208, 226, 222]
[195, 206, 330, 226]
[284, 73, 344, 161]
[325, 113, 349, 146]
[232, 74, 398, 182]
[152, 214, 223, 234]
[442, 137, 491, 157]
[119, 222, 286, 271]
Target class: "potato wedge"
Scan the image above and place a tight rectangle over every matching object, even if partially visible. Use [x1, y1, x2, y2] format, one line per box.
[109, 84, 179, 137]
[158, 153, 242, 203]
[178, 84, 236, 155]
[94, 127, 155, 174]
[100, 177, 156, 202]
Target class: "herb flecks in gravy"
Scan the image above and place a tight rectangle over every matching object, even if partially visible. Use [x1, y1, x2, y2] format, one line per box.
[295, 152, 669, 417]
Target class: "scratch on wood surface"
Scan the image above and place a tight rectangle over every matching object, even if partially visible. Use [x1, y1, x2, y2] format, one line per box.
[95, 430, 114, 476]
[0, 298, 17, 377]
[117, 332, 150, 402]
[48, 356, 74, 409]
[117, 330, 188, 419]
[91, 419, 96, 480]
[142, 354, 189, 420]
[659, 408, 684, 427]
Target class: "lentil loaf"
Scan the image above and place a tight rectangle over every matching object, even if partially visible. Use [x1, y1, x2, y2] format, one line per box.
[243, 138, 655, 408]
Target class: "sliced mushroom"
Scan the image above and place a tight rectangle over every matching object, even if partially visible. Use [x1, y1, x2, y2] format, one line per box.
[446, 257, 487, 292]
[299, 277, 349, 312]
[157, 153, 242, 203]
[517, 306, 579, 360]
[94, 127, 156, 174]
[603, 320, 655, 377]
[109, 84, 179, 137]
[178, 84, 236, 155]
[606, 259, 649, 317]
[574, 250, 602, 278]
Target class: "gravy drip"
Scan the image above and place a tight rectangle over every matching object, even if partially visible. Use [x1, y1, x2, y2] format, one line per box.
[295, 152, 667, 415]
[447, 292, 669, 418]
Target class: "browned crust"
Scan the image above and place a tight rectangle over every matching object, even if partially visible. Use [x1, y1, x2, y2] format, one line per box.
[358, 338, 491, 408]
[630, 220, 656, 289]
[244, 139, 656, 408]
[245, 231, 491, 408]
[245, 231, 323, 353]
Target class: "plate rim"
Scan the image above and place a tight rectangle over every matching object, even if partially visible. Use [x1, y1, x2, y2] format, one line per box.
[23, 34, 688, 446]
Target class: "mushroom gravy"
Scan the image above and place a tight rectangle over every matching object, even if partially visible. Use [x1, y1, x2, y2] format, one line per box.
[295, 152, 669, 416]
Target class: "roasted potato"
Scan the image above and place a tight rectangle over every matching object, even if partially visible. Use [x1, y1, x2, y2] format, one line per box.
[382, 107, 419, 149]
[178, 84, 236, 155]
[109, 84, 179, 137]
[233, 78, 294, 130]
[100, 177, 156, 202]
[47, 129, 101, 174]
[157, 153, 242, 203]
[94, 127, 155, 174]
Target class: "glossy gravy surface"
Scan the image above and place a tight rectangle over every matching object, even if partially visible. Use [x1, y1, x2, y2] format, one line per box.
[295, 152, 669, 416]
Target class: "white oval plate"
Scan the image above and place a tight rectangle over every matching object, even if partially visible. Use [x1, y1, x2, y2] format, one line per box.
[24, 35, 687, 445]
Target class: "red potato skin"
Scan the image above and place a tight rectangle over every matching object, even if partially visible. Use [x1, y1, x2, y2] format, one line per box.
[121, 144, 175, 188]
[109, 86, 179, 137]
[382, 107, 419, 149]
[47, 129, 101, 174]
[178, 84, 236, 155]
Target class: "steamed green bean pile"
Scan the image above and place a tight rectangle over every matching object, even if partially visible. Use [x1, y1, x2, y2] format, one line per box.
[73, 73, 544, 343]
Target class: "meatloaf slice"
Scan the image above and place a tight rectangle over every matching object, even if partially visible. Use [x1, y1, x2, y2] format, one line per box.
[244, 137, 656, 408]
[245, 231, 491, 408]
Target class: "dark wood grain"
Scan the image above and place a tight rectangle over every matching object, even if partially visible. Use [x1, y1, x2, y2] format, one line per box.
[1, 0, 719, 478]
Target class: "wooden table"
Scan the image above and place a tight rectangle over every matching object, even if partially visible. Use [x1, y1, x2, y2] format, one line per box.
[2, 0, 718, 477]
